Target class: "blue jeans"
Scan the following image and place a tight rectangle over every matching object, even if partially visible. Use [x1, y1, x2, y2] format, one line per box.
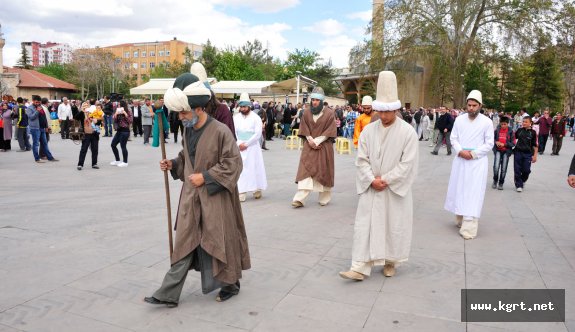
[104, 115, 113, 136]
[493, 150, 510, 185]
[30, 128, 54, 161]
[514, 151, 532, 188]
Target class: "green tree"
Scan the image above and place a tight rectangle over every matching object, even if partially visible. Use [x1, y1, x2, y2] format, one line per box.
[36, 63, 69, 81]
[149, 60, 188, 79]
[199, 39, 218, 76]
[464, 61, 499, 109]
[529, 37, 564, 112]
[16, 45, 32, 69]
[213, 51, 264, 81]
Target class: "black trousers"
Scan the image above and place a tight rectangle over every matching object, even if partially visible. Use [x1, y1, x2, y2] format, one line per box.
[132, 117, 143, 136]
[60, 119, 71, 139]
[78, 133, 99, 166]
[538, 134, 549, 153]
[111, 131, 130, 163]
[172, 122, 184, 143]
[552, 135, 563, 154]
[514, 151, 532, 188]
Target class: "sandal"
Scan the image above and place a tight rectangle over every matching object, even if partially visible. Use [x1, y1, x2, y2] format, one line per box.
[216, 281, 240, 302]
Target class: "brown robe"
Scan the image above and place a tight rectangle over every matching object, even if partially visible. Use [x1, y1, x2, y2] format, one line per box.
[295, 106, 337, 187]
[170, 119, 250, 285]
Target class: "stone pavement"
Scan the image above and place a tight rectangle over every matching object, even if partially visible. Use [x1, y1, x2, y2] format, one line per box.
[0, 132, 574, 332]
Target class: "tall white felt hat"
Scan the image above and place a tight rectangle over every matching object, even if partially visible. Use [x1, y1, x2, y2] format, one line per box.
[238, 92, 251, 107]
[372, 71, 401, 112]
[466, 90, 483, 105]
[190, 62, 208, 82]
[361, 95, 373, 106]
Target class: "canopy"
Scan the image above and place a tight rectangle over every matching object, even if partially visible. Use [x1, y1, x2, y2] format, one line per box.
[211, 81, 276, 94]
[269, 75, 317, 93]
[130, 77, 217, 95]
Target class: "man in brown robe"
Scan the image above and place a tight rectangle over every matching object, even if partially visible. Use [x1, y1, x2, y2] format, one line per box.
[292, 86, 337, 207]
[144, 74, 250, 307]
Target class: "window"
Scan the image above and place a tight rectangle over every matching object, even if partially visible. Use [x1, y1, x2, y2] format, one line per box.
[124, 52, 130, 58]
[124, 63, 129, 70]
[140, 62, 146, 68]
[132, 63, 138, 69]
[141, 51, 146, 57]
[165, 50, 170, 56]
[133, 51, 139, 58]
[158, 50, 164, 57]
[149, 51, 155, 57]
[149, 62, 155, 68]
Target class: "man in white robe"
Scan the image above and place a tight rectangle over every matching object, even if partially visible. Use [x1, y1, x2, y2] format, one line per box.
[340, 71, 419, 281]
[444, 90, 494, 240]
[234, 93, 267, 201]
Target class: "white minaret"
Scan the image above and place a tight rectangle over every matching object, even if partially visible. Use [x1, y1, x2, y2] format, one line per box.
[0, 24, 5, 74]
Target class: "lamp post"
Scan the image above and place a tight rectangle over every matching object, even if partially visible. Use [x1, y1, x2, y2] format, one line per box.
[295, 70, 301, 104]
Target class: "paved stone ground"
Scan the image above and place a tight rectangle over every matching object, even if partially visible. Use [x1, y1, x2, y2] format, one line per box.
[0, 132, 574, 332]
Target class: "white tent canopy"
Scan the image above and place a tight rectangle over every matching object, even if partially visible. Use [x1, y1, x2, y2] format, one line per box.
[130, 77, 317, 97]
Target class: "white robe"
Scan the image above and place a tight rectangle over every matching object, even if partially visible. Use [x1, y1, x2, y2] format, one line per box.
[352, 118, 419, 264]
[234, 111, 268, 193]
[444, 113, 494, 219]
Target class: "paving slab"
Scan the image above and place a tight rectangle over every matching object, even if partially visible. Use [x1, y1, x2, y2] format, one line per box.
[1, 133, 574, 331]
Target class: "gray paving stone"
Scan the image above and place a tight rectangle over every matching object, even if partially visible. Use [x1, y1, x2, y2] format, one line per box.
[1, 135, 574, 331]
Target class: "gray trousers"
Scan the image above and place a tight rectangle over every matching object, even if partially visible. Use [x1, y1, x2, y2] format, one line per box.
[153, 253, 194, 303]
[15, 127, 31, 150]
[433, 130, 452, 154]
[143, 125, 152, 144]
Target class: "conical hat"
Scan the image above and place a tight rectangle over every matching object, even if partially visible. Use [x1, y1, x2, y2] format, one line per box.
[190, 62, 211, 89]
[372, 71, 401, 112]
[237, 92, 251, 107]
[466, 90, 483, 105]
[361, 95, 373, 106]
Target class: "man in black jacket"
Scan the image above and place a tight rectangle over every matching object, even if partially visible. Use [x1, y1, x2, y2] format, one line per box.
[513, 116, 538, 192]
[102, 96, 114, 137]
[431, 107, 453, 155]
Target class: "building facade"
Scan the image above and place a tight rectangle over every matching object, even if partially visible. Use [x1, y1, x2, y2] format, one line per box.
[101, 38, 203, 85]
[21, 41, 73, 67]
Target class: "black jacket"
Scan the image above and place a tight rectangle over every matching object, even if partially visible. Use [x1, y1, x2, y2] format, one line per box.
[436, 113, 454, 132]
[514, 128, 538, 154]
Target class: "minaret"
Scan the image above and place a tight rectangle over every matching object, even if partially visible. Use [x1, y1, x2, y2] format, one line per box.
[371, 0, 384, 71]
[0, 24, 5, 74]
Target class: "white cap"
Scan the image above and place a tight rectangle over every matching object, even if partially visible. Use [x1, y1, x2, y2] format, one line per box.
[372, 71, 401, 112]
[361, 95, 373, 106]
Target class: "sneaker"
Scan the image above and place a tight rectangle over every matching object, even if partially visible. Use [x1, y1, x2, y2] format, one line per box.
[48, 158, 59, 162]
[92, 165, 100, 169]
[491, 182, 497, 189]
[77, 166, 82, 170]
[497, 184, 503, 190]
[35, 160, 45, 163]
[110, 160, 121, 166]
[430, 151, 438, 155]
[117, 162, 128, 167]
[516, 187, 523, 192]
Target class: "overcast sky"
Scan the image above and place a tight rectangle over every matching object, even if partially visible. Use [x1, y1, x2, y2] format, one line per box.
[0, 0, 373, 69]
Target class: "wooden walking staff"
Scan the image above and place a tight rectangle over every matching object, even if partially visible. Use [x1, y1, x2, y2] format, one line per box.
[158, 111, 174, 258]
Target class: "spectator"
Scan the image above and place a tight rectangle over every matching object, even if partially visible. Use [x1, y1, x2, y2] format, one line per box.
[102, 95, 114, 137]
[76, 102, 100, 170]
[110, 100, 133, 167]
[14, 97, 31, 152]
[131, 100, 143, 137]
[26, 96, 58, 163]
[57, 97, 73, 139]
[431, 106, 453, 155]
[550, 113, 567, 156]
[141, 98, 153, 145]
[0, 102, 13, 151]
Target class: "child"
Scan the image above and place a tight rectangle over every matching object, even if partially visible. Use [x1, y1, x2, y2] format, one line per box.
[492, 117, 514, 190]
[513, 116, 538, 192]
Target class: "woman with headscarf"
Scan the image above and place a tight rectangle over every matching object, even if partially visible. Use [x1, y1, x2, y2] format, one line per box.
[0, 102, 13, 151]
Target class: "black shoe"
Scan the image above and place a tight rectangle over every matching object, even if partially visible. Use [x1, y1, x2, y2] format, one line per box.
[77, 166, 82, 170]
[447, 152, 452, 155]
[498, 184, 504, 190]
[491, 182, 497, 189]
[262, 147, 269, 150]
[430, 151, 438, 155]
[92, 165, 99, 169]
[144, 296, 178, 308]
[216, 281, 240, 302]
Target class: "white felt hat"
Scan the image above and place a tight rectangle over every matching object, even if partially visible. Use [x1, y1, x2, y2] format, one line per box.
[361, 95, 373, 106]
[372, 71, 401, 112]
[466, 90, 483, 105]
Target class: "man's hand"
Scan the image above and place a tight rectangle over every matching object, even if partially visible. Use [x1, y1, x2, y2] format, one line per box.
[496, 142, 503, 148]
[371, 176, 388, 191]
[444, 129, 448, 133]
[531, 155, 537, 163]
[568, 175, 575, 188]
[159, 159, 172, 171]
[458, 150, 473, 160]
[307, 138, 318, 149]
[239, 143, 248, 151]
[189, 173, 205, 187]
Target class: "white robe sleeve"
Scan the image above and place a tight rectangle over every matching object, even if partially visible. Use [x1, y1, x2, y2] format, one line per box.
[355, 130, 376, 194]
[451, 118, 462, 155]
[381, 128, 419, 197]
[471, 120, 494, 159]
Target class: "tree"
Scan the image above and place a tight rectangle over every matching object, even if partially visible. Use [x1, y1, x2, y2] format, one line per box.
[150, 60, 188, 79]
[529, 37, 564, 112]
[464, 60, 500, 109]
[356, 0, 554, 107]
[199, 39, 218, 76]
[555, 2, 575, 114]
[68, 48, 116, 100]
[16, 45, 32, 69]
[36, 63, 69, 81]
